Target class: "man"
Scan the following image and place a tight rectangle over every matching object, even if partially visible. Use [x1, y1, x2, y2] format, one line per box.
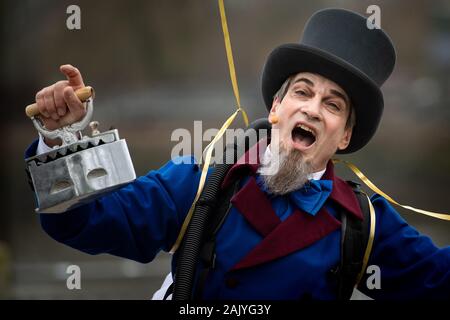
[26, 8, 449, 299]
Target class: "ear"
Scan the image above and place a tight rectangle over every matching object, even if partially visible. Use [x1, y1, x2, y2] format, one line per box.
[337, 126, 353, 150]
[269, 97, 280, 117]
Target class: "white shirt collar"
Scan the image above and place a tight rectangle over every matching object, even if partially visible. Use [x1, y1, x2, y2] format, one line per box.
[308, 168, 326, 181]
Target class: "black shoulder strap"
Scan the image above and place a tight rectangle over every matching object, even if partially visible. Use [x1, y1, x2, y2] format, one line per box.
[336, 180, 371, 300]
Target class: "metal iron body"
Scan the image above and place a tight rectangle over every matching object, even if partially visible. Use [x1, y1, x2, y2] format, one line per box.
[25, 98, 136, 213]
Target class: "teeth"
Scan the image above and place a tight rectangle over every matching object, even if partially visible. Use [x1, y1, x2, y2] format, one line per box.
[296, 124, 315, 136]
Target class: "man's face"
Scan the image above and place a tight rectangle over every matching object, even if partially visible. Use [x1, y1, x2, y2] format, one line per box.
[269, 72, 353, 171]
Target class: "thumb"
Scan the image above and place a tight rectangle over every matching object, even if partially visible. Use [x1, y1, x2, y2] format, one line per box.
[60, 64, 85, 89]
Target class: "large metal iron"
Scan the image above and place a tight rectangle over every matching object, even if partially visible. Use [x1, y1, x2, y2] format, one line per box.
[25, 88, 136, 213]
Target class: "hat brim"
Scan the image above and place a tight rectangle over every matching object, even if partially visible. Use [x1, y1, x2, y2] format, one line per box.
[262, 44, 384, 154]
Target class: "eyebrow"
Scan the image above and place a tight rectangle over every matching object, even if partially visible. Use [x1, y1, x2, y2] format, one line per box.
[292, 77, 315, 87]
[329, 89, 350, 108]
[292, 77, 349, 108]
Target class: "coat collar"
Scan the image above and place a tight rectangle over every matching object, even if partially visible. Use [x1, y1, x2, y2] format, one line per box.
[231, 207, 341, 272]
[222, 139, 365, 271]
[221, 137, 266, 189]
[222, 139, 363, 221]
[229, 176, 341, 271]
[322, 161, 364, 220]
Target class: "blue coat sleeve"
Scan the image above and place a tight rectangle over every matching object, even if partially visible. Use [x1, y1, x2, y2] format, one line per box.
[35, 149, 201, 263]
[359, 194, 450, 299]
[25, 138, 40, 158]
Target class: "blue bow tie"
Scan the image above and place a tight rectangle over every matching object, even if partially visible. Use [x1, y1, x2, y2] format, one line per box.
[289, 179, 333, 216]
[255, 176, 333, 216]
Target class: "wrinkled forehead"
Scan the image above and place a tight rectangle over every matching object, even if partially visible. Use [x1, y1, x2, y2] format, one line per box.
[290, 72, 348, 95]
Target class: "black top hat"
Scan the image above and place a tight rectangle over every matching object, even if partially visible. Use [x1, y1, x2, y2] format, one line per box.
[261, 8, 396, 153]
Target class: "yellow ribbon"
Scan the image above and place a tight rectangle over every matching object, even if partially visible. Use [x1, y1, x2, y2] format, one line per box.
[170, 0, 249, 253]
[355, 192, 376, 288]
[218, 0, 249, 126]
[333, 158, 450, 221]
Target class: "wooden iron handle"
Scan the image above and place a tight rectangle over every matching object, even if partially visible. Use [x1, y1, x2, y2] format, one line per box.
[25, 86, 94, 118]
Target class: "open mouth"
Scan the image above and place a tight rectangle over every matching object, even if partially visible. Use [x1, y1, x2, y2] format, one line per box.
[291, 123, 317, 150]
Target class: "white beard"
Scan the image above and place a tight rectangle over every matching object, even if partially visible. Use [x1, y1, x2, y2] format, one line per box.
[257, 144, 313, 195]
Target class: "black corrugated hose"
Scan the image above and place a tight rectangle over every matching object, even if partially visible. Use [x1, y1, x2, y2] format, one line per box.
[173, 118, 270, 300]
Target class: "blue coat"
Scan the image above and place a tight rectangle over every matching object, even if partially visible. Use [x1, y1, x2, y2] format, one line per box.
[25, 139, 450, 299]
